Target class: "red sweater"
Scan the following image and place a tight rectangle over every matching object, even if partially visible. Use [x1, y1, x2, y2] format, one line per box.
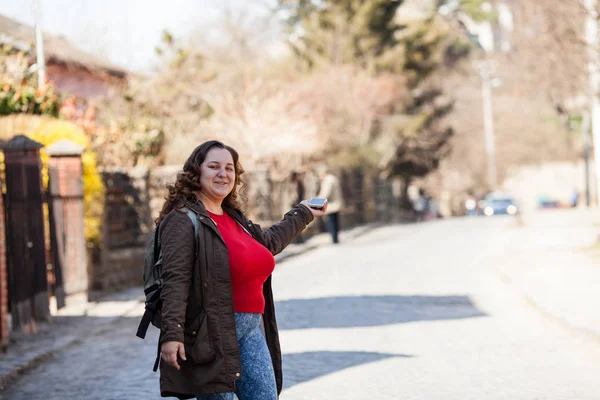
[208, 211, 275, 313]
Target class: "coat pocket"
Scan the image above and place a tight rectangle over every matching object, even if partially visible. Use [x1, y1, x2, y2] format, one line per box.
[184, 310, 215, 364]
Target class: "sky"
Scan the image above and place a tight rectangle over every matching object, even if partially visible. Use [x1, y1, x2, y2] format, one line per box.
[0, 0, 274, 72]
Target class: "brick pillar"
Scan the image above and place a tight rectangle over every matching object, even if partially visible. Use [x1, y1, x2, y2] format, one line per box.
[0, 170, 8, 347]
[46, 140, 87, 305]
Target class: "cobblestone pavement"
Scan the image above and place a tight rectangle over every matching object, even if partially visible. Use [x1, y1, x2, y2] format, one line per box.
[2, 209, 600, 400]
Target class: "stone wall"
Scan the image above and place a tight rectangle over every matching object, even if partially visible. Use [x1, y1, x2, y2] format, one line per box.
[94, 167, 152, 290]
[94, 165, 402, 291]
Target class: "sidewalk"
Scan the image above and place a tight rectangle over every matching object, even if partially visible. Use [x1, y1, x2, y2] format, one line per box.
[0, 287, 144, 390]
[492, 209, 600, 341]
[0, 224, 379, 390]
[496, 247, 600, 340]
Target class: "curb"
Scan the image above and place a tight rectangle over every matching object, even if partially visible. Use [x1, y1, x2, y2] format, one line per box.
[0, 337, 75, 391]
[494, 266, 600, 344]
[276, 222, 384, 264]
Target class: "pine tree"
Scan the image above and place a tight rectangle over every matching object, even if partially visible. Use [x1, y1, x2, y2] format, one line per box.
[280, 0, 457, 183]
[282, 0, 405, 73]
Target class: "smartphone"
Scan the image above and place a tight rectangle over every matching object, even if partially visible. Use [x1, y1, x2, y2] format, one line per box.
[307, 197, 328, 210]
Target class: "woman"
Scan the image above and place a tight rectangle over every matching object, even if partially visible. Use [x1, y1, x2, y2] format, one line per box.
[156, 140, 325, 399]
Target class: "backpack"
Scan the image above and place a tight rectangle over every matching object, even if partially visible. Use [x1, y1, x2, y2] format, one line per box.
[136, 207, 200, 340]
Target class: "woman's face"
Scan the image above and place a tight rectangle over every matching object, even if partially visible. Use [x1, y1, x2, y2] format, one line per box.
[199, 147, 236, 201]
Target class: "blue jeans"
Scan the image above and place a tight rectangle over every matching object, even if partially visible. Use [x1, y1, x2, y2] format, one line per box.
[196, 313, 277, 400]
[326, 212, 340, 243]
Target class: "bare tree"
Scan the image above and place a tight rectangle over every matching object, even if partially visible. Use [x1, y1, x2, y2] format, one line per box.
[507, 0, 590, 110]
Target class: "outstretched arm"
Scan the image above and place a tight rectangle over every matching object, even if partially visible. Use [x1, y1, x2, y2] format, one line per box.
[246, 202, 327, 255]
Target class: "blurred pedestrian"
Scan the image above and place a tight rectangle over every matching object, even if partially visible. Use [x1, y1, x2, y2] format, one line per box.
[317, 165, 344, 244]
[571, 189, 580, 208]
[290, 171, 305, 206]
[155, 140, 326, 399]
[413, 188, 427, 221]
[291, 171, 306, 243]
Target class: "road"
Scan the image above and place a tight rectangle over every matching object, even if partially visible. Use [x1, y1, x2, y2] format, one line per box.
[3, 210, 600, 399]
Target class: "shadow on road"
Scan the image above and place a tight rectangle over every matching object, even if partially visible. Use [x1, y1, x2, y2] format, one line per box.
[276, 295, 487, 330]
[282, 350, 409, 390]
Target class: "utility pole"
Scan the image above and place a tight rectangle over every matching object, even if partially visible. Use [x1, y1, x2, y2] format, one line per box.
[34, 0, 46, 88]
[585, 0, 600, 206]
[582, 112, 591, 207]
[475, 59, 497, 190]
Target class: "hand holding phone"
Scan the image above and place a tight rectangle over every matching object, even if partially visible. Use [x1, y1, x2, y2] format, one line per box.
[307, 197, 328, 210]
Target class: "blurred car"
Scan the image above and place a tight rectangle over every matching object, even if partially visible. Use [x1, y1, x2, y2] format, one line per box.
[464, 197, 478, 216]
[536, 195, 562, 209]
[482, 193, 518, 216]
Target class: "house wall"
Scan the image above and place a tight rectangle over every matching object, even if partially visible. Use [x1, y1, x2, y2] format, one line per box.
[46, 64, 124, 99]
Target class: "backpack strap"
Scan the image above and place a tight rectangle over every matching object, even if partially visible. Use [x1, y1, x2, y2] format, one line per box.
[153, 222, 161, 262]
[153, 331, 162, 372]
[136, 224, 162, 340]
[182, 206, 210, 317]
[136, 288, 162, 339]
[182, 207, 200, 257]
[184, 208, 200, 241]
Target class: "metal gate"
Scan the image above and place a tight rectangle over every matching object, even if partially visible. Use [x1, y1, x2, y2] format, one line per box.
[3, 135, 49, 332]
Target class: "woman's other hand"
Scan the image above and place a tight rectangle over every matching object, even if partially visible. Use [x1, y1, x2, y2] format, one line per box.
[161, 341, 186, 370]
[300, 200, 328, 217]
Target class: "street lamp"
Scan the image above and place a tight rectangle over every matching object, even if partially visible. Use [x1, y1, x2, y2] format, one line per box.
[585, 0, 600, 206]
[441, 1, 510, 191]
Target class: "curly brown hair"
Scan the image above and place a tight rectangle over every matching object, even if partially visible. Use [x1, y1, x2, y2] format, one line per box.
[156, 140, 248, 224]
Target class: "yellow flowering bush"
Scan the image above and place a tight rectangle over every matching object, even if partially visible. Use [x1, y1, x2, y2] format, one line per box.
[27, 119, 104, 245]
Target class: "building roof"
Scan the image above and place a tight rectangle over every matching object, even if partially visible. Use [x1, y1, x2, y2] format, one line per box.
[0, 14, 127, 79]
